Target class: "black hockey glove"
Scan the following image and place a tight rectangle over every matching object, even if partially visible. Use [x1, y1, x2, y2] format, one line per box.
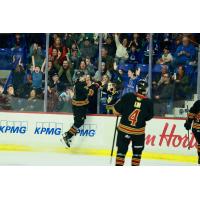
[184, 122, 191, 130]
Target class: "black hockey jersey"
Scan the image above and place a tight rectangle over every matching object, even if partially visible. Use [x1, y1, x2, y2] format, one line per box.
[113, 93, 154, 135]
[72, 80, 89, 106]
[187, 100, 200, 131]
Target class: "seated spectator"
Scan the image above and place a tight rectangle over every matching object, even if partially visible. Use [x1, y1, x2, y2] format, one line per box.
[49, 73, 65, 93]
[173, 36, 196, 68]
[57, 87, 73, 112]
[0, 84, 10, 110]
[173, 65, 191, 100]
[127, 44, 140, 64]
[73, 60, 89, 82]
[103, 35, 116, 57]
[85, 56, 96, 77]
[154, 73, 174, 116]
[142, 33, 159, 64]
[80, 37, 98, 61]
[31, 66, 43, 93]
[58, 59, 73, 86]
[93, 62, 111, 81]
[157, 47, 173, 66]
[97, 47, 114, 70]
[152, 65, 169, 90]
[12, 64, 26, 97]
[47, 88, 59, 112]
[49, 36, 67, 62]
[114, 34, 129, 65]
[129, 33, 142, 51]
[122, 67, 141, 95]
[23, 89, 43, 111]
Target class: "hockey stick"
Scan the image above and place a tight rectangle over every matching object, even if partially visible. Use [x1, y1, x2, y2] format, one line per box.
[110, 116, 119, 165]
[186, 104, 190, 150]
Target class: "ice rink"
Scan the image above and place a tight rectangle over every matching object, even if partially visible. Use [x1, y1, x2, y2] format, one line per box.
[0, 151, 196, 166]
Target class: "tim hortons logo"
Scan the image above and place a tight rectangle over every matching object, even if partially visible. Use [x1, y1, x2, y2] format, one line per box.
[145, 123, 197, 149]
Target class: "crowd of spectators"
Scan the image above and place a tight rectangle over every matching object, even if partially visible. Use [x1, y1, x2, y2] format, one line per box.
[0, 33, 199, 115]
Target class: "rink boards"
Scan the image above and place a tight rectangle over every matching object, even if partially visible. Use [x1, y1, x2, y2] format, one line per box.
[0, 111, 197, 163]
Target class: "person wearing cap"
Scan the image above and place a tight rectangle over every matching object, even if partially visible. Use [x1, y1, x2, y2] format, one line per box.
[111, 80, 154, 166]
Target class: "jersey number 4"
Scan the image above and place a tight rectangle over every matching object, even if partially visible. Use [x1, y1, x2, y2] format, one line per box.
[128, 109, 141, 126]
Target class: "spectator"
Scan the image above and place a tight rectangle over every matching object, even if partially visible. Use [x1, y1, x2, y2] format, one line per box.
[23, 89, 43, 111]
[67, 47, 81, 69]
[114, 34, 129, 65]
[129, 33, 142, 51]
[154, 73, 174, 116]
[73, 60, 89, 82]
[47, 88, 59, 112]
[49, 36, 67, 62]
[58, 60, 73, 86]
[31, 66, 43, 93]
[122, 67, 141, 95]
[85, 56, 96, 77]
[49, 73, 65, 93]
[50, 48, 62, 70]
[103, 35, 116, 57]
[0, 84, 10, 110]
[157, 47, 173, 66]
[80, 37, 98, 60]
[142, 33, 159, 64]
[106, 82, 120, 114]
[153, 65, 169, 88]
[57, 87, 73, 112]
[93, 62, 111, 81]
[29, 43, 44, 68]
[174, 36, 196, 68]
[173, 65, 191, 100]
[128, 44, 140, 64]
[99, 47, 114, 70]
[12, 64, 26, 97]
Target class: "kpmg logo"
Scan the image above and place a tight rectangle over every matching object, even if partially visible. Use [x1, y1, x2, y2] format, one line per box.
[0, 120, 28, 134]
[77, 124, 97, 137]
[34, 122, 63, 136]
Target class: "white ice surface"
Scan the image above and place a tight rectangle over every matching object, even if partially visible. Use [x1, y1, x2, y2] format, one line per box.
[0, 151, 196, 166]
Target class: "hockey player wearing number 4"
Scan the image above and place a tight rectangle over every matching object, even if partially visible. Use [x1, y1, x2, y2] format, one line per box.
[111, 80, 154, 166]
[184, 100, 200, 165]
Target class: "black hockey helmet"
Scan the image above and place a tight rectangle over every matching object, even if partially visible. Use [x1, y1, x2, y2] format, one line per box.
[137, 80, 148, 94]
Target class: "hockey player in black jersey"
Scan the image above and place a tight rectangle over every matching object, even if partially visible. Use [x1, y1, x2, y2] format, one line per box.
[112, 80, 154, 166]
[61, 71, 91, 148]
[184, 100, 200, 164]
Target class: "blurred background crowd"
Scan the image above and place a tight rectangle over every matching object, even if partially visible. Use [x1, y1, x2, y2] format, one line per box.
[0, 33, 199, 116]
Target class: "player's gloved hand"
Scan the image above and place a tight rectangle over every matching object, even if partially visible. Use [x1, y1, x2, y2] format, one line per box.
[184, 122, 191, 130]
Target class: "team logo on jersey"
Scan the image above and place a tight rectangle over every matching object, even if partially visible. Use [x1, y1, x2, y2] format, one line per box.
[134, 101, 141, 108]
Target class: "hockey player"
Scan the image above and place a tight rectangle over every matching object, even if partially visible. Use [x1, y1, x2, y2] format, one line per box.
[184, 100, 200, 164]
[61, 71, 91, 148]
[112, 80, 154, 166]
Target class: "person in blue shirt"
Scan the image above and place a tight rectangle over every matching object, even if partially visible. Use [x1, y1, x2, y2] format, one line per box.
[128, 44, 140, 64]
[122, 67, 141, 96]
[174, 36, 196, 67]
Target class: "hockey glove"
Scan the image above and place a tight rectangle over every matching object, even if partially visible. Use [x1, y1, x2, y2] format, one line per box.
[184, 122, 191, 130]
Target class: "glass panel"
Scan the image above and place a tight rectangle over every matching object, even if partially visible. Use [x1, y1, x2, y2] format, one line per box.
[152, 33, 199, 118]
[0, 33, 45, 112]
[46, 33, 100, 113]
